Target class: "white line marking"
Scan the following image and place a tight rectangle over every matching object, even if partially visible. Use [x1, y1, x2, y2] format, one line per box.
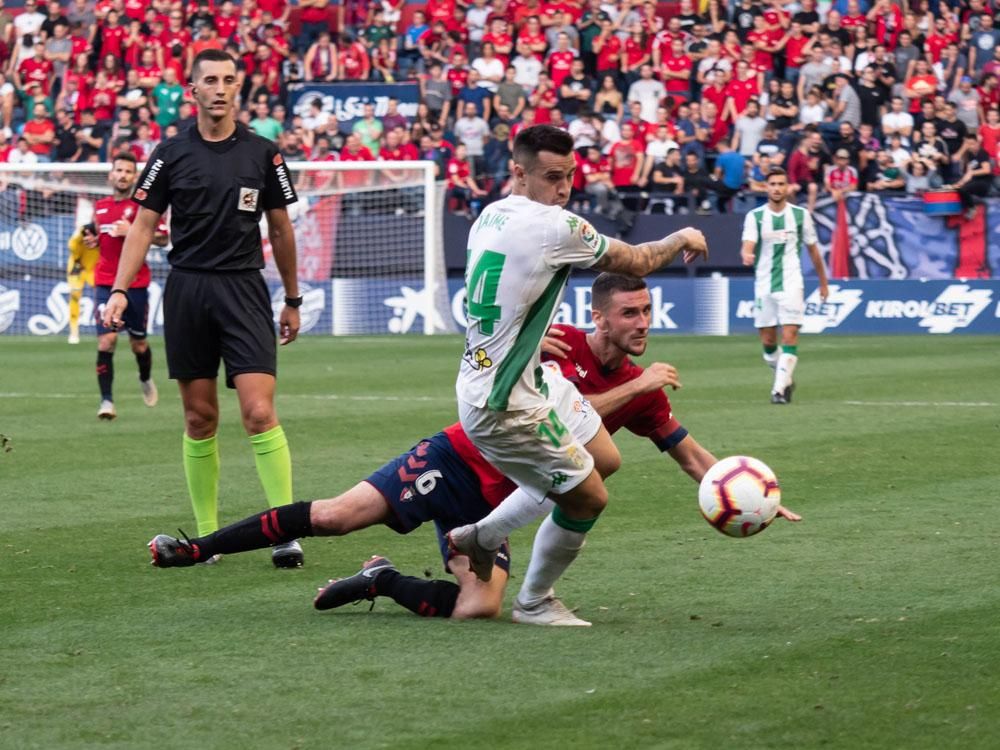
[0, 392, 451, 403]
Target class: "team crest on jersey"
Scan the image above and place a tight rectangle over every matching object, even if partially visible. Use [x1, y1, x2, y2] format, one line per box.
[124, 206, 134, 219]
[134, 189, 147, 201]
[238, 187, 260, 212]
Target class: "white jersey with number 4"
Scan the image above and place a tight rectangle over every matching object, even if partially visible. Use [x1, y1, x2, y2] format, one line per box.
[741, 203, 817, 294]
[456, 194, 609, 412]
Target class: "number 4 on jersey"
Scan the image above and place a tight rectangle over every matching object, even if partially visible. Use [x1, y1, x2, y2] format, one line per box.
[467, 250, 506, 335]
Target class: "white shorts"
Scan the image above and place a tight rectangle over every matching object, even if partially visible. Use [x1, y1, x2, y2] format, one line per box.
[754, 288, 804, 328]
[458, 363, 600, 504]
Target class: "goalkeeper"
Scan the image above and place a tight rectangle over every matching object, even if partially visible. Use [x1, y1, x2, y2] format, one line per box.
[66, 224, 99, 344]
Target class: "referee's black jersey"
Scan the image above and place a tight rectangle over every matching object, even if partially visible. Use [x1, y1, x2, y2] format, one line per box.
[132, 123, 298, 272]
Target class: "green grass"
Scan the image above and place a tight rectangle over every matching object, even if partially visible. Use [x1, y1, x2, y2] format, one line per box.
[1, 334, 998, 749]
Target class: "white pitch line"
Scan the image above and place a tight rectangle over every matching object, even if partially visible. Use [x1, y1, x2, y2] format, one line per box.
[842, 400, 996, 408]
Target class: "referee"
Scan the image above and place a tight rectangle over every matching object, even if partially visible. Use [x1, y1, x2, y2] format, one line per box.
[103, 49, 306, 568]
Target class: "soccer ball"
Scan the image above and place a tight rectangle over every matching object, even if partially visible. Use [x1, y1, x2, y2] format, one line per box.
[698, 456, 781, 538]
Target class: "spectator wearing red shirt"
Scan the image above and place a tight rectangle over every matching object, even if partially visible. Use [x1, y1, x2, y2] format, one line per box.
[122, 0, 146, 22]
[546, 32, 577, 88]
[839, 0, 866, 35]
[100, 10, 127, 59]
[214, 0, 240, 41]
[22, 102, 56, 161]
[660, 37, 693, 102]
[161, 10, 192, 51]
[445, 142, 486, 214]
[781, 21, 813, 85]
[701, 73, 729, 119]
[339, 132, 375, 190]
[593, 18, 622, 78]
[609, 121, 646, 193]
[339, 32, 371, 80]
[425, 0, 457, 26]
[481, 17, 514, 66]
[869, 0, 903, 50]
[825, 148, 859, 199]
[651, 16, 684, 70]
[722, 60, 760, 122]
[923, 16, 957, 65]
[978, 75, 1000, 121]
[786, 129, 824, 209]
[258, 0, 290, 27]
[621, 24, 651, 84]
[979, 109, 1000, 177]
[528, 70, 558, 123]
[520, 16, 547, 61]
[18, 42, 54, 96]
[744, 15, 780, 73]
[134, 49, 164, 91]
[298, 0, 331, 53]
[623, 100, 656, 142]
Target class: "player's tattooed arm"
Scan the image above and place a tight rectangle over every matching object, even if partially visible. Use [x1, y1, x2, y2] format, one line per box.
[595, 227, 708, 275]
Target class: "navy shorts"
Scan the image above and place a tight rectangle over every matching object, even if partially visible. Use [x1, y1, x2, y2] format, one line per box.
[365, 432, 511, 574]
[95, 285, 149, 338]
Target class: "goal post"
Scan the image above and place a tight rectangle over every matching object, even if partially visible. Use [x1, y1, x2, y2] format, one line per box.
[0, 159, 453, 338]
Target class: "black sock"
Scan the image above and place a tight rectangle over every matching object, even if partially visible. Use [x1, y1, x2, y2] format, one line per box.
[193, 501, 314, 558]
[373, 571, 459, 618]
[134, 346, 152, 382]
[96, 350, 114, 400]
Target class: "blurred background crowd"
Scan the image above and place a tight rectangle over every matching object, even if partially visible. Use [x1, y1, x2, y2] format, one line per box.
[1, 0, 999, 218]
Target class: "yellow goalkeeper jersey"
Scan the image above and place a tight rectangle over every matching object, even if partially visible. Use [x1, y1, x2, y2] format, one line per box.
[66, 230, 99, 284]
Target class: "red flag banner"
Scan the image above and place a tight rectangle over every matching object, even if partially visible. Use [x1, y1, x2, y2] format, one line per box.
[830, 198, 851, 279]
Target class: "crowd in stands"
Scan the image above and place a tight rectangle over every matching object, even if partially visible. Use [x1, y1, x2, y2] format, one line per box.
[1, 0, 1000, 220]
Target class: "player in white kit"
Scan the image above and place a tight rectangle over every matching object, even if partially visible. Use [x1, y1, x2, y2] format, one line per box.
[741, 168, 829, 404]
[449, 125, 708, 626]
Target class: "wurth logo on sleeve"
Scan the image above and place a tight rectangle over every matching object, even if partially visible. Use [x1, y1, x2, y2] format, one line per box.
[140, 159, 164, 191]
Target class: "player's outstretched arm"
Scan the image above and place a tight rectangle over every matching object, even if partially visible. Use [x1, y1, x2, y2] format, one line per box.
[102, 207, 161, 329]
[595, 227, 708, 277]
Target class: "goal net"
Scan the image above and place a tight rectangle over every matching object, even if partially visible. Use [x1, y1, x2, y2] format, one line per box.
[0, 160, 452, 338]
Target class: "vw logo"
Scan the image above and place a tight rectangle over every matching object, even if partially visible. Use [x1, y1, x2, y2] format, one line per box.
[11, 223, 48, 261]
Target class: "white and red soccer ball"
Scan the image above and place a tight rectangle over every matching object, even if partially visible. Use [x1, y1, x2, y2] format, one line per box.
[698, 456, 781, 538]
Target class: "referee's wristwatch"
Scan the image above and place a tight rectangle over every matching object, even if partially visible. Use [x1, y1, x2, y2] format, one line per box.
[284, 294, 304, 308]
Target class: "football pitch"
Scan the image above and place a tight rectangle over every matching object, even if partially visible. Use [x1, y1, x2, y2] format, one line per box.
[2, 334, 998, 749]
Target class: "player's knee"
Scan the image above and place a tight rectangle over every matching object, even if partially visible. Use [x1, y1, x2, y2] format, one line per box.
[184, 407, 218, 438]
[241, 402, 278, 435]
[309, 500, 350, 535]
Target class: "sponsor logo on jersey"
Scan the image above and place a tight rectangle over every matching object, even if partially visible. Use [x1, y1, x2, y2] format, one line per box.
[134, 188, 148, 201]
[10, 223, 48, 261]
[801, 285, 864, 333]
[139, 158, 164, 191]
[463, 345, 493, 370]
[238, 187, 260, 212]
[574, 363, 588, 379]
[270, 283, 324, 333]
[275, 162, 295, 202]
[862, 284, 993, 334]
[0, 284, 20, 334]
[272, 153, 283, 166]
[579, 221, 601, 252]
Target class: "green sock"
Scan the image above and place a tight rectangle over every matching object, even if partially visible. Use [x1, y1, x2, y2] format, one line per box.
[552, 504, 599, 533]
[183, 434, 220, 536]
[763, 344, 778, 354]
[781, 345, 798, 355]
[251, 425, 293, 508]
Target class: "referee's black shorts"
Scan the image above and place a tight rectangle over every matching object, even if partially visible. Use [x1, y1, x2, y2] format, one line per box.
[163, 269, 276, 388]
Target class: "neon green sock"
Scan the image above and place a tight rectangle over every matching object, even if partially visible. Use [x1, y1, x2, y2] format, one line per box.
[251, 425, 293, 508]
[183, 433, 220, 536]
[763, 344, 778, 354]
[781, 344, 798, 355]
